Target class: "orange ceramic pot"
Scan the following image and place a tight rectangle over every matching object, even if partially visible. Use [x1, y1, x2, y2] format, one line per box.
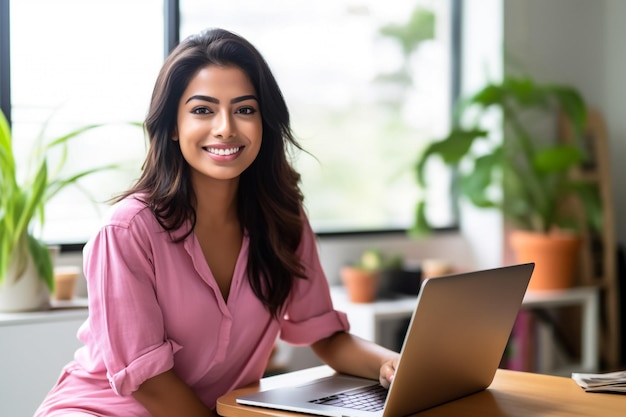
[340, 267, 380, 303]
[509, 230, 582, 291]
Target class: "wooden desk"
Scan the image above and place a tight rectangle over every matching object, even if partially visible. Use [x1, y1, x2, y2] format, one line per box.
[217, 366, 624, 417]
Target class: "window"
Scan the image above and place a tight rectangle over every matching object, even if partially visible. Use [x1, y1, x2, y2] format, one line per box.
[5, 0, 458, 244]
[8, 0, 163, 244]
[180, 0, 457, 232]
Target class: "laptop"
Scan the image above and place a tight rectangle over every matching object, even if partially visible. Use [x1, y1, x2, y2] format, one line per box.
[237, 262, 534, 417]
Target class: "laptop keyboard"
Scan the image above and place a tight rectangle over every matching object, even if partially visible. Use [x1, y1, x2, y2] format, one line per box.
[309, 384, 388, 412]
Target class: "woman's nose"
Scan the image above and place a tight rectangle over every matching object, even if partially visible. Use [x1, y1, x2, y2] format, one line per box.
[213, 110, 235, 139]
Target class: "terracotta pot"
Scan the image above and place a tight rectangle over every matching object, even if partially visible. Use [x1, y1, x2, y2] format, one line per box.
[509, 230, 582, 291]
[340, 267, 380, 303]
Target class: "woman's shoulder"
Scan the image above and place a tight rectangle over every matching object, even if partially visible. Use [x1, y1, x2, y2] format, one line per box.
[83, 195, 159, 259]
[104, 194, 155, 229]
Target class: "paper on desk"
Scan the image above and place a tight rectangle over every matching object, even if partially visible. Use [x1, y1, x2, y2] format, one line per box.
[572, 370, 626, 393]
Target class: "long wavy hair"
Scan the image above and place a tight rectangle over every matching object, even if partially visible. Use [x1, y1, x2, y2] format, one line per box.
[118, 28, 306, 317]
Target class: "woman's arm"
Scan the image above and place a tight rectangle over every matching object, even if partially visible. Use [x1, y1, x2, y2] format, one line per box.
[311, 331, 400, 388]
[132, 369, 217, 417]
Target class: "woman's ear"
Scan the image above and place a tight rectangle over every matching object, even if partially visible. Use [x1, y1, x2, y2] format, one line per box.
[171, 127, 179, 141]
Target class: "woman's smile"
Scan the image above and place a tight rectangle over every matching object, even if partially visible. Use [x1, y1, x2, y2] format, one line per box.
[204, 145, 243, 156]
[203, 144, 245, 160]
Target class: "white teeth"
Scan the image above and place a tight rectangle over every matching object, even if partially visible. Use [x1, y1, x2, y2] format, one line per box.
[206, 147, 241, 156]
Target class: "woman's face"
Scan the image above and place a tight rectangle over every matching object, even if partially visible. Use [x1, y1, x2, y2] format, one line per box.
[175, 64, 262, 185]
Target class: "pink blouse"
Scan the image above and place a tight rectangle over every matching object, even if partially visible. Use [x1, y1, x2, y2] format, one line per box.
[35, 196, 349, 417]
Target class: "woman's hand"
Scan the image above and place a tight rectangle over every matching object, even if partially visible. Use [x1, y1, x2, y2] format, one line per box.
[312, 331, 400, 386]
[379, 356, 400, 389]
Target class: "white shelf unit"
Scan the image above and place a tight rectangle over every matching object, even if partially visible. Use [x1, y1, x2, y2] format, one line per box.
[330, 285, 600, 375]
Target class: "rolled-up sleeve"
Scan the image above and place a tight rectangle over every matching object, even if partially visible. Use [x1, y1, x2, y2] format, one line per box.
[280, 217, 349, 345]
[107, 339, 181, 396]
[83, 210, 179, 396]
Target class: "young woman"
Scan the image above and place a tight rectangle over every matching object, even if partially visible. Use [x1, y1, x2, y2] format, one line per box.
[34, 28, 399, 417]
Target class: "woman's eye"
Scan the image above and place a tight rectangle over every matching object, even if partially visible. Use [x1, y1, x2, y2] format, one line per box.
[236, 107, 257, 115]
[191, 107, 211, 115]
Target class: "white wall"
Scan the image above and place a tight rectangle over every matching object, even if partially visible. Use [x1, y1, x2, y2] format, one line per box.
[503, 0, 605, 105]
[502, 0, 624, 252]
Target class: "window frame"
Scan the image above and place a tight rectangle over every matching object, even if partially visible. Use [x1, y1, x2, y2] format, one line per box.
[1, 0, 11, 125]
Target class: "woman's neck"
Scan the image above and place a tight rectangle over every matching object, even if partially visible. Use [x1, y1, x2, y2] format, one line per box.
[192, 176, 240, 227]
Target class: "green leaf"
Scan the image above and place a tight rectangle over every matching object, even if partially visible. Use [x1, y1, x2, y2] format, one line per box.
[570, 181, 603, 232]
[43, 123, 104, 150]
[26, 234, 54, 292]
[0, 230, 10, 285]
[409, 201, 431, 238]
[14, 159, 48, 241]
[0, 110, 16, 190]
[379, 7, 435, 56]
[460, 151, 501, 208]
[415, 128, 488, 187]
[533, 145, 583, 174]
[505, 77, 547, 107]
[548, 85, 588, 136]
[46, 163, 120, 202]
[471, 83, 507, 108]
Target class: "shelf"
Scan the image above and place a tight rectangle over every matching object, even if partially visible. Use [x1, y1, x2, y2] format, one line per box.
[0, 298, 88, 326]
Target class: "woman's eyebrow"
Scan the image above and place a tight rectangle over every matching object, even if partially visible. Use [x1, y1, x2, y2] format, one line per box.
[231, 94, 258, 104]
[185, 94, 258, 104]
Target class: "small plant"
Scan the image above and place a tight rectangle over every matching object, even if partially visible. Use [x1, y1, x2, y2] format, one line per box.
[355, 249, 404, 271]
[0, 109, 121, 290]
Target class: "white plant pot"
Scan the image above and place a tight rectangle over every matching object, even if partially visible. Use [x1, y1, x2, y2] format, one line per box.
[0, 253, 51, 312]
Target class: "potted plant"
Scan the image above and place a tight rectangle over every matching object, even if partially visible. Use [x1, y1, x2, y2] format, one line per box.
[340, 249, 386, 303]
[340, 249, 421, 302]
[413, 75, 602, 290]
[0, 109, 121, 312]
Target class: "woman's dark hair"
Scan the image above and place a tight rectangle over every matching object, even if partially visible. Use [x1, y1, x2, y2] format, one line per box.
[118, 28, 306, 317]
